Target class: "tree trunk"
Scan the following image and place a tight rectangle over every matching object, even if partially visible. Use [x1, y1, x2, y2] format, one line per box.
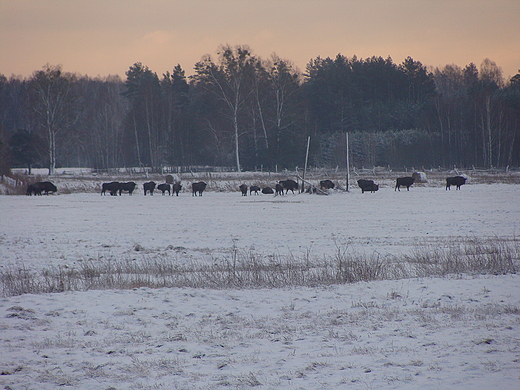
[233, 105, 241, 172]
[486, 96, 492, 167]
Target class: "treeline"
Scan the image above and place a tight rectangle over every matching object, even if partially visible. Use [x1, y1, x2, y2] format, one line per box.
[1, 45, 519, 175]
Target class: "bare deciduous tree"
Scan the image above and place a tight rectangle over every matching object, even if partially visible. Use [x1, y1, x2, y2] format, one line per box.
[193, 45, 255, 172]
[26, 64, 80, 175]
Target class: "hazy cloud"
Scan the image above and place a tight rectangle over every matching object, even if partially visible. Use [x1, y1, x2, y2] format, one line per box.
[1, 0, 518, 78]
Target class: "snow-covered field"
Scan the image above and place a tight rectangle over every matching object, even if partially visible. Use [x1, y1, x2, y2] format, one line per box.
[1, 182, 519, 389]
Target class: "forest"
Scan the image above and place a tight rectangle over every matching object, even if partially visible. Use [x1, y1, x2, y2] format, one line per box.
[1, 44, 519, 175]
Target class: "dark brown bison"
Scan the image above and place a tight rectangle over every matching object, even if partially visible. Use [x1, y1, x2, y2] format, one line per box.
[250, 185, 261, 195]
[446, 176, 467, 190]
[239, 184, 248, 196]
[26, 182, 45, 196]
[192, 181, 207, 196]
[143, 181, 156, 196]
[157, 183, 171, 195]
[279, 179, 299, 194]
[101, 181, 121, 196]
[275, 183, 284, 196]
[357, 179, 379, 193]
[39, 181, 57, 195]
[262, 187, 274, 194]
[320, 180, 335, 190]
[119, 182, 136, 195]
[172, 183, 182, 196]
[395, 177, 415, 191]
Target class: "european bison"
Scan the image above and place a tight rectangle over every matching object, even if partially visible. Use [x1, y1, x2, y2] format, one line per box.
[39, 181, 57, 195]
[357, 179, 379, 193]
[157, 183, 171, 195]
[275, 183, 284, 196]
[250, 185, 261, 195]
[101, 181, 121, 196]
[239, 184, 248, 196]
[446, 176, 467, 190]
[26, 182, 45, 196]
[320, 180, 335, 190]
[279, 179, 299, 194]
[143, 181, 156, 196]
[262, 187, 274, 194]
[395, 177, 415, 191]
[119, 181, 136, 195]
[172, 183, 182, 196]
[192, 181, 207, 196]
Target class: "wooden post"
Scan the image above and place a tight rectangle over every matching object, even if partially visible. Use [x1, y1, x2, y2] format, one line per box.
[302, 136, 310, 193]
[345, 132, 350, 192]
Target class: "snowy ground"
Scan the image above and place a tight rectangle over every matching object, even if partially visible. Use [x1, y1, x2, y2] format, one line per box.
[1, 183, 519, 389]
[1, 183, 519, 270]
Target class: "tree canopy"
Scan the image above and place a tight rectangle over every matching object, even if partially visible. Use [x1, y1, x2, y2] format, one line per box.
[1, 48, 519, 172]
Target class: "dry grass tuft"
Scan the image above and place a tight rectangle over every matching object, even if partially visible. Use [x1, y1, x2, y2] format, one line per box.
[1, 237, 517, 297]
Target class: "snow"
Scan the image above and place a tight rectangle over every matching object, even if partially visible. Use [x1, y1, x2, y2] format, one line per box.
[1, 183, 519, 389]
[1, 184, 518, 270]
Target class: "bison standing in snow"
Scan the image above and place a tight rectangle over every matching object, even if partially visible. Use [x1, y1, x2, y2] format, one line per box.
[157, 183, 171, 195]
[192, 181, 207, 196]
[26, 182, 45, 196]
[172, 183, 182, 196]
[446, 176, 467, 190]
[39, 181, 57, 195]
[239, 184, 248, 196]
[249, 185, 261, 195]
[275, 183, 284, 196]
[279, 179, 299, 194]
[143, 181, 156, 196]
[395, 177, 415, 191]
[101, 181, 121, 196]
[119, 182, 136, 195]
[357, 179, 379, 193]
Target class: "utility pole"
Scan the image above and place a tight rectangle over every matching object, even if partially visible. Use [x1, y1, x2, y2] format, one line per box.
[345, 133, 350, 192]
[302, 136, 310, 193]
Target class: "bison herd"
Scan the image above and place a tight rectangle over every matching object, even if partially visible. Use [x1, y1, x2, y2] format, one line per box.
[99, 181, 185, 196]
[26, 181, 57, 196]
[238, 176, 426, 196]
[25, 175, 468, 197]
[99, 180, 203, 197]
[101, 181, 137, 196]
[237, 180, 299, 196]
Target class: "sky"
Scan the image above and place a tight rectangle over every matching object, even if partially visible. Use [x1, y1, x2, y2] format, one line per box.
[1, 0, 519, 80]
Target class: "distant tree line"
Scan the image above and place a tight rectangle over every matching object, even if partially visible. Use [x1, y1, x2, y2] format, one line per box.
[1, 45, 519, 175]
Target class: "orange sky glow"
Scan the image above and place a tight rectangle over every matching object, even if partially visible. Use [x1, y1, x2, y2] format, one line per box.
[1, 0, 519, 80]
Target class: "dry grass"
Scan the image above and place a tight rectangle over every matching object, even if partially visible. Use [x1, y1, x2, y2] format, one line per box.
[404, 238, 518, 277]
[1, 238, 517, 297]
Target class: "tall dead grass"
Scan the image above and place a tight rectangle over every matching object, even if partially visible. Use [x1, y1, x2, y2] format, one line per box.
[404, 238, 517, 277]
[1, 238, 517, 297]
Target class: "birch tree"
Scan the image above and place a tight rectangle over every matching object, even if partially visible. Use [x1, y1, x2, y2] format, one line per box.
[26, 64, 79, 175]
[192, 45, 255, 172]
